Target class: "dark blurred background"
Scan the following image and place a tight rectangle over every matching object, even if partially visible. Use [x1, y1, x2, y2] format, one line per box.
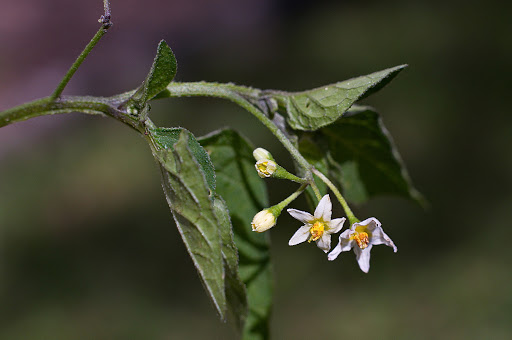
[1, 0, 511, 339]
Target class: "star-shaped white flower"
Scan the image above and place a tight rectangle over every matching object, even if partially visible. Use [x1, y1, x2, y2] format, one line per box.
[287, 194, 345, 252]
[327, 217, 397, 273]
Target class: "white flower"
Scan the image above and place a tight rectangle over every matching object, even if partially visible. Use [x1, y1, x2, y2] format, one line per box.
[327, 217, 397, 273]
[287, 194, 345, 252]
[255, 159, 277, 178]
[253, 148, 273, 161]
[251, 209, 276, 232]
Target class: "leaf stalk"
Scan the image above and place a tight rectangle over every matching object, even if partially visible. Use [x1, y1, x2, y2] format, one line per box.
[312, 168, 358, 225]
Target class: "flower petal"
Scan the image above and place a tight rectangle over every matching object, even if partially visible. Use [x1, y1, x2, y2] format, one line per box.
[354, 244, 373, 273]
[287, 209, 313, 223]
[328, 217, 346, 234]
[327, 242, 342, 261]
[288, 225, 311, 246]
[314, 194, 332, 221]
[316, 234, 331, 253]
[339, 230, 355, 251]
[356, 217, 380, 230]
[327, 230, 353, 261]
[371, 226, 397, 252]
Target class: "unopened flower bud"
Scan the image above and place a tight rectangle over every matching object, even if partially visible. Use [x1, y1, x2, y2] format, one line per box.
[251, 209, 276, 232]
[255, 159, 277, 178]
[253, 148, 274, 161]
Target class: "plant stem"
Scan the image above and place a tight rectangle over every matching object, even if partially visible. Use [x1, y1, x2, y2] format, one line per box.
[0, 94, 134, 129]
[103, 0, 111, 19]
[240, 102, 312, 170]
[164, 82, 313, 172]
[309, 181, 322, 201]
[312, 168, 358, 224]
[50, 4, 112, 100]
[275, 182, 309, 212]
[50, 28, 106, 100]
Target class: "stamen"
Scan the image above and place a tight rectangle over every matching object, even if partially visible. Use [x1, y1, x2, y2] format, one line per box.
[354, 232, 369, 249]
[257, 161, 270, 175]
[256, 160, 276, 178]
[309, 221, 325, 242]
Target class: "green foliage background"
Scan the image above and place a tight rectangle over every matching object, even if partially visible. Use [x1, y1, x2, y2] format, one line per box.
[0, 0, 511, 338]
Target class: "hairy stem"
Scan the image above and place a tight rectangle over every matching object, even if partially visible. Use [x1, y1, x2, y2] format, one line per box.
[275, 182, 309, 212]
[312, 168, 358, 224]
[309, 181, 322, 201]
[164, 82, 313, 172]
[103, 0, 112, 21]
[50, 3, 112, 100]
[0, 94, 136, 130]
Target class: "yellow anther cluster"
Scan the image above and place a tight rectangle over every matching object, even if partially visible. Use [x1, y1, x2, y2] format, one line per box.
[353, 232, 369, 249]
[257, 161, 272, 175]
[309, 221, 325, 242]
[255, 159, 277, 178]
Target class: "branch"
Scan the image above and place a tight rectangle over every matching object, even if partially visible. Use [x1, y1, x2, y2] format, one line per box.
[0, 92, 138, 131]
[162, 82, 313, 172]
[101, 0, 113, 29]
[50, 1, 113, 100]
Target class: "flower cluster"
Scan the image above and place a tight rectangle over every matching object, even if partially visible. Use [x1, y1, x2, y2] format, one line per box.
[287, 196, 397, 272]
[249, 147, 397, 273]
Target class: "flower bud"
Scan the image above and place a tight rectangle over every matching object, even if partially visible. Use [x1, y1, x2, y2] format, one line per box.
[253, 148, 274, 161]
[255, 159, 277, 178]
[251, 209, 277, 232]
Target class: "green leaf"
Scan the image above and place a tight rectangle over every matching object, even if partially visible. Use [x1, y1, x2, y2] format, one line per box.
[151, 127, 216, 192]
[321, 105, 424, 205]
[213, 195, 248, 331]
[129, 40, 177, 107]
[274, 65, 407, 131]
[200, 129, 272, 340]
[157, 130, 226, 318]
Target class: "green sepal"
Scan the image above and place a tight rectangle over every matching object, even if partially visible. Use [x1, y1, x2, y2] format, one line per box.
[272, 165, 305, 184]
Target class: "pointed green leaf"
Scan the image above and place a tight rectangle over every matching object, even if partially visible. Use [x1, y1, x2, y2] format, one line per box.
[200, 129, 272, 340]
[274, 65, 407, 131]
[321, 105, 424, 205]
[129, 40, 177, 108]
[157, 130, 226, 318]
[151, 127, 216, 192]
[213, 195, 248, 332]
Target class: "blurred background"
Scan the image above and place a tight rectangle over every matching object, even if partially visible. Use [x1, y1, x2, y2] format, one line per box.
[1, 0, 511, 338]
